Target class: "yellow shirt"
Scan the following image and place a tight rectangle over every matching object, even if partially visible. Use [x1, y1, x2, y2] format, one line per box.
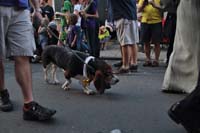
[138, 0, 162, 24]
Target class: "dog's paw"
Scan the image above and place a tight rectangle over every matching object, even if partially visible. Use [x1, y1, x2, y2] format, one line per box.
[62, 83, 70, 91]
[63, 86, 70, 91]
[52, 80, 60, 85]
[84, 89, 95, 95]
[45, 79, 51, 84]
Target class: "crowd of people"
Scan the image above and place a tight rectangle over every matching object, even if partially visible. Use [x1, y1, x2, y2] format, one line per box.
[29, 0, 177, 73]
[31, 0, 101, 63]
[30, 0, 176, 71]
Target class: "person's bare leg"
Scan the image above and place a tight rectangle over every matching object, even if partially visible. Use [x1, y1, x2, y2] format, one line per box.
[0, 58, 13, 112]
[144, 42, 151, 61]
[154, 43, 160, 62]
[121, 45, 129, 69]
[14, 56, 33, 103]
[130, 44, 138, 65]
[0, 59, 5, 91]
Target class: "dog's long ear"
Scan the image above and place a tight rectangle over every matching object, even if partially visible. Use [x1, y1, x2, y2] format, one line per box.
[93, 70, 105, 94]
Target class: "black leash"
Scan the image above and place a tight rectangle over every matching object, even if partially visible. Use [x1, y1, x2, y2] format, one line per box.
[44, 23, 96, 73]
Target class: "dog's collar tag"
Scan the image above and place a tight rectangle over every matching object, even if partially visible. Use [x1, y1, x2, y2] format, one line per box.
[82, 79, 90, 86]
[83, 56, 95, 79]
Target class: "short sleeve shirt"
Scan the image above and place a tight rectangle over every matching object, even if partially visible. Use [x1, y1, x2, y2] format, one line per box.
[110, 0, 137, 21]
[0, 0, 29, 8]
[138, 0, 162, 24]
[41, 5, 54, 21]
[85, 0, 98, 28]
[66, 25, 79, 46]
[63, 0, 72, 13]
[74, 4, 82, 26]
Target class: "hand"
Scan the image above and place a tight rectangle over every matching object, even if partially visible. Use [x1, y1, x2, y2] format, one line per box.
[55, 12, 62, 16]
[149, 0, 156, 7]
[32, 10, 43, 24]
[79, 10, 87, 18]
[71, 42, 75, 48]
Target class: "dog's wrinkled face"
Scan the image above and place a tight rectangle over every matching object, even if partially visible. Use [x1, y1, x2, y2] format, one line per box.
[93, 60, 119, 94]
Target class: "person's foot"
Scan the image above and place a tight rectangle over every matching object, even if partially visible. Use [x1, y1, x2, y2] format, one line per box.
[143, 61, 152, 67]
[129, 64, 138, 72]
[168, 102, 200, 133]
[114, 67, 129, 74]
[152, 61, 159, 67]
[0, 89, 13, 112]
[23, 101, 56, 121]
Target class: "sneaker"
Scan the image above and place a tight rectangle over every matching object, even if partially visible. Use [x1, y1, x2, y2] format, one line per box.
[23, 101, 56, 121]
[129, 64, 138, 72]
[0, 89, 13, 112]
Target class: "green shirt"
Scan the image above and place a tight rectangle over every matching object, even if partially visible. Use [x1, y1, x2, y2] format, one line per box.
[63, 0, 72, 13]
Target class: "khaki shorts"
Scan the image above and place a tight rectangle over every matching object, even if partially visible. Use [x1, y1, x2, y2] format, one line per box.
[0, 6, 36, 58]
[114, 18, 139, 46]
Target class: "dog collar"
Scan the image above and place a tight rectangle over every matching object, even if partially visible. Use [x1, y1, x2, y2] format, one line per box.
[83, 56, 95, 79]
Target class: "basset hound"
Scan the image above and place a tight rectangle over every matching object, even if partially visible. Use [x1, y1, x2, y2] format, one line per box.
[42, 45, 119, 95]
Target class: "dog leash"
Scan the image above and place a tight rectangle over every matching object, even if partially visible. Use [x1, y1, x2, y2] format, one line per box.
[43, 23, 96, 73]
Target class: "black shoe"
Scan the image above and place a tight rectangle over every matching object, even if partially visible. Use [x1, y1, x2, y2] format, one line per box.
[0, 89, 13, 112]
[162, 89, 186, 94]
[168, 102, 182, 124]
[130, 65, 138, 72]
[113, 61, 122, 68]
[168, 102, 200, 133]
[23, 101, 56, 121]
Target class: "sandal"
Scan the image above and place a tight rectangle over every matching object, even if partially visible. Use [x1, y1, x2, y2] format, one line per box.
[143, 61, 152, 67]
[152, 61, 159, 67]
[129, 64, 138, 72]
[114, 67, 129, 74]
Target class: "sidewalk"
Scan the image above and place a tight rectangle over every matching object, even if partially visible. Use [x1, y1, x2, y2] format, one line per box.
[100, 40, 167, 62]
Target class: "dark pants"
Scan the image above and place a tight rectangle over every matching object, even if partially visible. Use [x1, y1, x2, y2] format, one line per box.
[166, 13, 177, 64]
[86, 25, 100, 58]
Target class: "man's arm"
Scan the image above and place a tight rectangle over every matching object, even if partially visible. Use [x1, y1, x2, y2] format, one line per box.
[138, 0, 148, 13]
[29, 0, 40, 11]
[29, 0, 43, 20]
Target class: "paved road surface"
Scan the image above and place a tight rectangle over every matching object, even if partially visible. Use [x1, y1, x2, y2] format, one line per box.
[0, 59, 187, 133]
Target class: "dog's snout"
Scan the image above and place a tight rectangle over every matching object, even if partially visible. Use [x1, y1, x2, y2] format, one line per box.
[115, 78, 119, 83]
[110, 75, 119, 85]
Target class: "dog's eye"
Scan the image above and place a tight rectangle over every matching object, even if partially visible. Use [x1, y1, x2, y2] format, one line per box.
[104, 72, 112, 77]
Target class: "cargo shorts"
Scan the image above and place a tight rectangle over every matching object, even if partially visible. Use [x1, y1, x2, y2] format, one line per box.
[0, 6, 36, 58]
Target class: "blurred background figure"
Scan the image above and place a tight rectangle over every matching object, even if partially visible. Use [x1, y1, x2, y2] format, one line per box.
[138, 0, 163, 67]
[79, 0, 100, 57]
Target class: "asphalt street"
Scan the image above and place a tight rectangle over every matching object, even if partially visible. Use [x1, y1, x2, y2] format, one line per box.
[0, 58, 187, 133]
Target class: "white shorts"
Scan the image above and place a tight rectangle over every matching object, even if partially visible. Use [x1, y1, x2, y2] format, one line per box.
[0, 6, 36, 58]
[114, 18, 139, 46]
